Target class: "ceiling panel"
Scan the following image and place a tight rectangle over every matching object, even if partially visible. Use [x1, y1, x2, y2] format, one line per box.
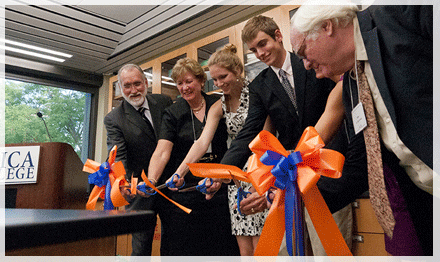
[5, 21, 114, 56]
[74, 5, 158, 25]
[112, 5, 216, 57]
[40, 5, 128, 31]
[4, 4, 273, 86]
[100, 5, 270, 74]
[5, 6, 122, 47]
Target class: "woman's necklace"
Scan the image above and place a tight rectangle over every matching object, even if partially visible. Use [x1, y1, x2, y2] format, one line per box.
[191, 98, 205, 114]
[226, 85, 243, 113]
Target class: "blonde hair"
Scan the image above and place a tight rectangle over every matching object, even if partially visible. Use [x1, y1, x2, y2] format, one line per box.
[242, 15, 280, 44]
[171, 58, 207, 84]
[207, 43, 243, 76]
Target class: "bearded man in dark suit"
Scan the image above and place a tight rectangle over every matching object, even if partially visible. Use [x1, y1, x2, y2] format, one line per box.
[104, 64, 173, 256]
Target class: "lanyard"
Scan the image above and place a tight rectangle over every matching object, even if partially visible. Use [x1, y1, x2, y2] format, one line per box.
[348, 54, 362, 109]
[190, 109, 206, 143]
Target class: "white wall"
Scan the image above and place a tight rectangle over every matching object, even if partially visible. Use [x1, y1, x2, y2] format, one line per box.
[94, 75, 111, 163]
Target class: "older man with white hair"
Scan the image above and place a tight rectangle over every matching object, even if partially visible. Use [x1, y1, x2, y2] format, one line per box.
[104, 64, 173, 255]
[290, 1, 433, 256]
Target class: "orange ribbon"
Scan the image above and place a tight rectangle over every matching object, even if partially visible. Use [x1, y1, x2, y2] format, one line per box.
[249, 127, 351, 256]
[130, 175, 138, 195]
[185, 163, 251, 183]
[140, 171, 192, 214]
[188, 127, 352, 256]
[83, 145, 130, 210]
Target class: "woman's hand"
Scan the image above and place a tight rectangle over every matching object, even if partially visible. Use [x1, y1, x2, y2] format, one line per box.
[201, 178, 222, 200]
[136, 181, 155, 198]
[166, 174, 185, 191]
[237, 192, 268, 215]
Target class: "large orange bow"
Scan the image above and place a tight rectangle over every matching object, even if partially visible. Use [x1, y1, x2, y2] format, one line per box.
[188, 127, 352, 256]
[248, 127, 351, 256]
[83, 145, 130, 210]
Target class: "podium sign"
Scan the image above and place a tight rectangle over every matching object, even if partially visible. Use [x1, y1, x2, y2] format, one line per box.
[1, 146, 41, 185]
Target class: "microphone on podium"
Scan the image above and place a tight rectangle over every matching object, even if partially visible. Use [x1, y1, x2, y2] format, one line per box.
[37, 111, 53, 142]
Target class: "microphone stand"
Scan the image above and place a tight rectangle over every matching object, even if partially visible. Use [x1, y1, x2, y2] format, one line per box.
[37, 112, 53, 142]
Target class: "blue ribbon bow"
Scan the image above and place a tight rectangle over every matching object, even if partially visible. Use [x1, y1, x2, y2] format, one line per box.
[87, 162, 114, 210]
[260, 150, 304, 256]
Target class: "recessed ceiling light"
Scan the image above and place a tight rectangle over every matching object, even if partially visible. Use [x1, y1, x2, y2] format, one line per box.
[1, 39, 72, 58]
[1, 45, 66, 63]
[162, 81, 176, 86]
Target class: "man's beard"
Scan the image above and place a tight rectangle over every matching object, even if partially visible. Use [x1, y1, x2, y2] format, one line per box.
[122, 89, 147, 107]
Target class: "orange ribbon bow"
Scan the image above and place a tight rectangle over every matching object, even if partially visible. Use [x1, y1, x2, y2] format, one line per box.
[188, 127, 352, 256]
[248, 127, 351, 256]
[83, 145, 130, 210]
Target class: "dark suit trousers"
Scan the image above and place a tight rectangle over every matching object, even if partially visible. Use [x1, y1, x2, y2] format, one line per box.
[127, 195, 158, 256]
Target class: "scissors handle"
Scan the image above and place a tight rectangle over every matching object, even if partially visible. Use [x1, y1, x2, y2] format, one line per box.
[137, 184, 157, 195]
[195, 177, 213, 194]
[266, 187, 277, 205]
[237, 187, 251, 216]
[166, 174, 185, 189]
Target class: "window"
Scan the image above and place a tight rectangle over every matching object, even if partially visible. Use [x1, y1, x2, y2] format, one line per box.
[244, 52, 268, 82]
[197, 37, 229, 93]
[161, 54, 186, 100]
[144, 67, 153, 94]
[5, 79, 92, 162]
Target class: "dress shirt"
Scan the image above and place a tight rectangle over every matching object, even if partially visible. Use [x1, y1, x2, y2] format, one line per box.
[271, 51, 295, 90]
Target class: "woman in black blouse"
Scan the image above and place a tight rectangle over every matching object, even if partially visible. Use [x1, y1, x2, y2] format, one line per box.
[144, 58, 239, 256]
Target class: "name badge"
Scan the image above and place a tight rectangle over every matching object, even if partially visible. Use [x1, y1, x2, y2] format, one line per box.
[352, 102, 367, 135]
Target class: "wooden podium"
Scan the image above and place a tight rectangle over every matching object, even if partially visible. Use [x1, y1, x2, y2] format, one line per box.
[4, 142, 119, 256]
[5, 142, 89, 210]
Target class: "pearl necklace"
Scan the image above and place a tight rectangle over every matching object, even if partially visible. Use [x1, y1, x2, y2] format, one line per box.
[191, 99, 205, 114]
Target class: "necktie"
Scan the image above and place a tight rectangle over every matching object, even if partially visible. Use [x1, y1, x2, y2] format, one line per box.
[357, 61, 395, 238]
[138, 107, 155, 137]
[279, 69, 298, 115]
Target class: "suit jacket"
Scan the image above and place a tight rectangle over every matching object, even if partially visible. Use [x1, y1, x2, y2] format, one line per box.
[221, 52, 334, 168]
[354, 5, 432, 169]
[344, 7, 433, 254]
[104, 94, 173, 182]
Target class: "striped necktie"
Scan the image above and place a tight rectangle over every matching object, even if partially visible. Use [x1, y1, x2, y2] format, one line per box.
[279, 69, 298, 115]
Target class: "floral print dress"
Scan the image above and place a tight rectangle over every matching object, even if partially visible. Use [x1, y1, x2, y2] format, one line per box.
[222, 84, 268, 236]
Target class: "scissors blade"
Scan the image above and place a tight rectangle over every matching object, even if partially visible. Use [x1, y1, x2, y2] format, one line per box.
[154, 183, 167, 190]
[232, 178, 241, 188]
[134, 182, 166, 191]
[178, 185, 198, 192]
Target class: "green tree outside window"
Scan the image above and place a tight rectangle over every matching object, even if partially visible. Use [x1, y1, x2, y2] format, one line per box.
[5, 80, 89, 159]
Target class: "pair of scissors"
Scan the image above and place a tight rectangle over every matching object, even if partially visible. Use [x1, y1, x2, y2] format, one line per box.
[234, 179, 251, 216]
[178, 177, 213, 194]
[137, 174, 185, 195]
[262, 186, 279, 206]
